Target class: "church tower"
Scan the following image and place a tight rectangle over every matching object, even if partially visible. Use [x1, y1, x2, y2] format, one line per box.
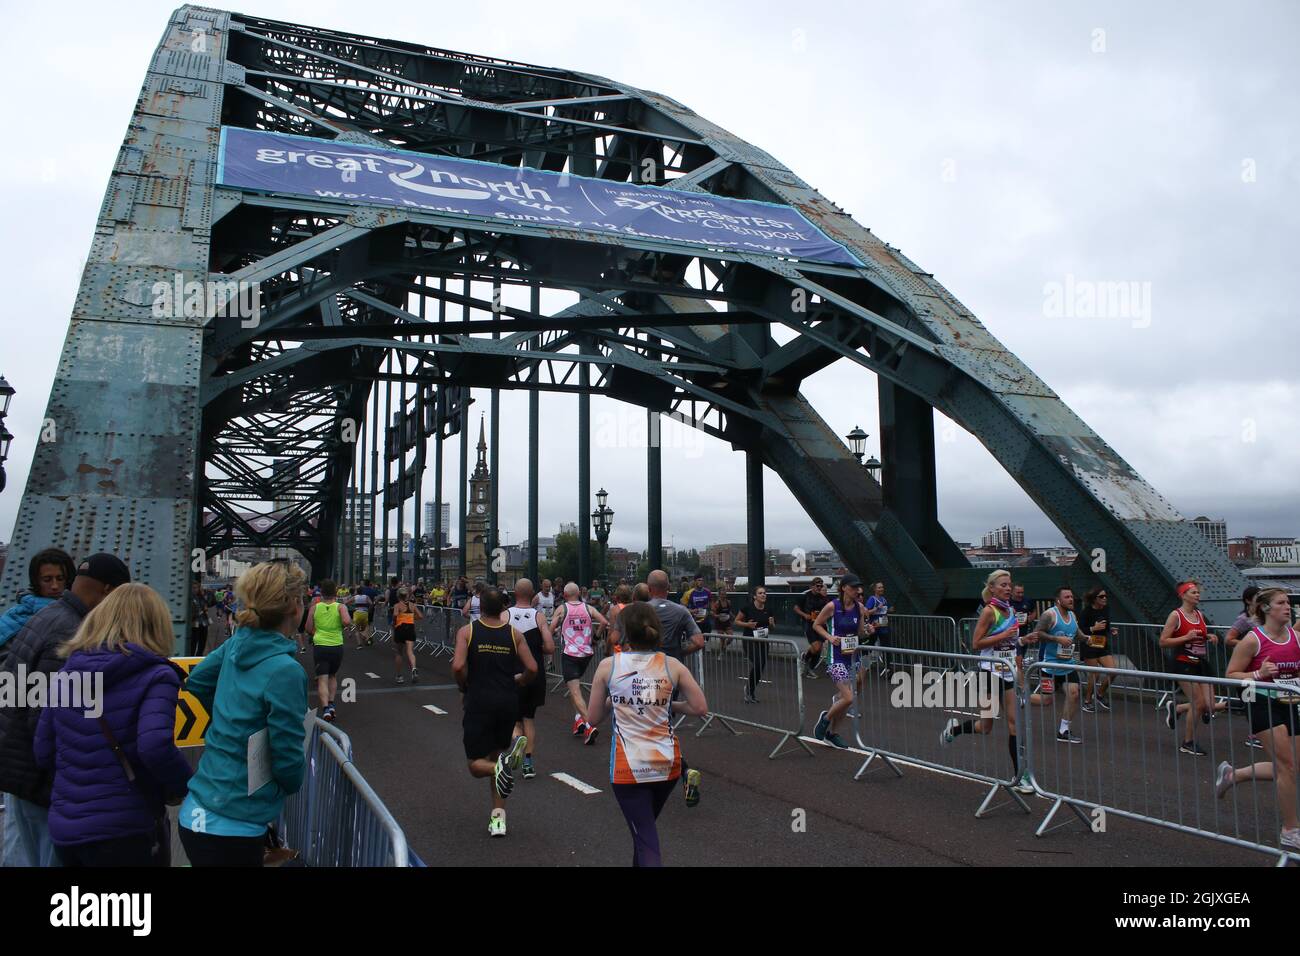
[465, 415, 490, 581]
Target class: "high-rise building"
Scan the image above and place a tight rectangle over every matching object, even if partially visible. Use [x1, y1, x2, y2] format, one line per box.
[1190, 516, 1228, 553]
[981, 525, 1025, 550]
[423, 501, 451, 546]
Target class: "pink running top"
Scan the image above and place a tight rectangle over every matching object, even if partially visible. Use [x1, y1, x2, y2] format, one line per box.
[1247, 625, 1300, 689]
[560, 600, 594, 657]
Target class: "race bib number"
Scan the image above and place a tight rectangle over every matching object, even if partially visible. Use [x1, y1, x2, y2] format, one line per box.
[754, 627, 770, 641]
[1087, 631, 1106, 648]
[876, 615, 888, 628]
[1015, 612, 1028, 627]
[991, 649, 1016, 673]
[840, 634, 859, 652]
[1272, 677, 1300, 699]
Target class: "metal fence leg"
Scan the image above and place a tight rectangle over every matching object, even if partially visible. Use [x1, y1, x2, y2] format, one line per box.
[853, 749, 903, 780]
[975, 781, 1032, 818]
[770, 732, 816, 760]
[1035, 797, 1094, 837]
[695, 713, 740, 738]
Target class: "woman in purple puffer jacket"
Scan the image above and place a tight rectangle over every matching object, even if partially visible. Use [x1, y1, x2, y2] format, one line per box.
[35, 583, 193, 866]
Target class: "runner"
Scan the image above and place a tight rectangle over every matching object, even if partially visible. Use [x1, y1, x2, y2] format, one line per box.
[712, 583, 735, 654]
[464, 581, 484, 624]
[794, 577, 830, 680]
[589, 579, 608, 616]
[940, 569, 1033, 793]
[864, 581, 892, 677]
[1032, 587, 1084, 744]
[391, 587, 422, 684]
[1158, 581, 1218, 755]
[352, 578, 375, 649]
[509, 579, 554, 779]
[551, 582, 609, 744]
[811, 574, 872, 749]
[452, 587, 537, 838]
[1226, 585, 1265, 749]
[295, 583, 312, 655]
[735, 585, 778, 704]
[305, 580, 351, 722]
[450, 576, 470, 613]
[586, 602, 708, 866]
[682, 575, 712, 637]
[1079, 586, 1118, 713]
[536, 579, 557, 618]
[1221, 588, 1300, 852]
[605, 584, 634, 655]
[647, 570, 705, 663]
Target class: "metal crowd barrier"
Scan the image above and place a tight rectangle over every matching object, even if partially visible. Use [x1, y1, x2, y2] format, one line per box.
[279, 715, 410, 867]
[880, 614, 961, 659]
[1022, 660, 1300, 867]
[695, 632, 810, 759]
[850, 646, 1034, 819]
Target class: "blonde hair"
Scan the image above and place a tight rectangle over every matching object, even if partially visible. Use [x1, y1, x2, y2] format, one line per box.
[60, 583, 175, 659]
[1251, 587, 1290, 624]
[234, 561, 306, 631]
[981, 570, 1011, 603]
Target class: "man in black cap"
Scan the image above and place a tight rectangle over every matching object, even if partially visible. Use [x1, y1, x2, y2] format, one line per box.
[0, 552, 130, 866]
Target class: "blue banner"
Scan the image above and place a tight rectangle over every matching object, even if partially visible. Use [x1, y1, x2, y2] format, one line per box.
[218, 127, 859, 266]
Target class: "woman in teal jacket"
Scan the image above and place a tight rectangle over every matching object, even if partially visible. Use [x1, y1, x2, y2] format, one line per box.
[178, 560, 309, 866]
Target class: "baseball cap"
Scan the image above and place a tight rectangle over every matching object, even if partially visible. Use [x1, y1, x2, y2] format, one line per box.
[840, 573, 862, 589]
[76, 553, 131, 588]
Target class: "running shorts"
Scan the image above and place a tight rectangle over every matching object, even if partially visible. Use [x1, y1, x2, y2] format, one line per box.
[518, 676, 546, 719]
[313, 644, 343, 676]
[1080, 644, 1110, 661]
[463, 707, 519, 760]
[1168, 656, 1207, 678]
[561, 653, 592, 683]
[1040, 668, 1081, 687]
[394, 623, 416, 644]
[353, 610, 369, 630]
[1247, 696, 1300, 736]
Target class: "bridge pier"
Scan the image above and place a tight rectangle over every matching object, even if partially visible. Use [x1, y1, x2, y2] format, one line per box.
[746, 451, 765, 589]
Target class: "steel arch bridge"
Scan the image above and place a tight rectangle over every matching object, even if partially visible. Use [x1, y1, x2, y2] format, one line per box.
[0, 6, 1243, 637]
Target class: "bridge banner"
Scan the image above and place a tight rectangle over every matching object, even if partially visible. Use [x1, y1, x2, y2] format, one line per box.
[218, 127, 861, 266]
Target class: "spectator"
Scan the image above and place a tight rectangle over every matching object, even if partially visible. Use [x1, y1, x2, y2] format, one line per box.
[0, 552, 131, 867]
[188, 580, 211, 657]
[34, 583, 192, 866]
[0, 548, 76, 649]
[179, 560, 309, 867]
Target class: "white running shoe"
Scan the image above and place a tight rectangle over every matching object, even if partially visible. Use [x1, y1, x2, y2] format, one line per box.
[488, 809, 507, 838]
[1216, 761, 1234, 800]
[940, 717, 959, 747]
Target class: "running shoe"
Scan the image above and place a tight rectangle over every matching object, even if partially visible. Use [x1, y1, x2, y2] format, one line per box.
[1056, 730, 1082, 745]
[1216, 761, 1235, 799]
[572, 715, 586, 737]
[684, 768, 702, 808]
[743, 690, 758, 704]
[847, 707, 860, 719]
[488, 809, 507, 838]
[522, 757, 536, 779]
[410, 668, 419, 684]
[299, 647, 306, 655]
[322, 704, 336, 723]
[1095, 696, 1111, 712]
[1165, 701, 1176, 730]
[396, 674, 405, 684]
[1282, 828, 1300, 852]
[1246, 736, 1264, 750]
[367, 637, 374, 647]
[825, 733, 850, 750]
[493, 754, 514, 799]
[1179, 740, 1208, 756]
[940, 717, 959, 747]
[505, 734, 528, 773]
[813, 710, 830, 741]
[1012, 775, 1035, 795]
[1081, 700, 1095, 714]
[583, 724, 600, 746]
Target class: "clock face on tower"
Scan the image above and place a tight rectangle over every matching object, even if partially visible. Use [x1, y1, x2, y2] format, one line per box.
[475, 504, 486, 514]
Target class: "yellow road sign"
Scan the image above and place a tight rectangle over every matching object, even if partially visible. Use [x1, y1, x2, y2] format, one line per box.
[171, 656, 210, 748]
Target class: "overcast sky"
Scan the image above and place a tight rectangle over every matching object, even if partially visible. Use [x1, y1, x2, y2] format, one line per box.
[1, 0, 1296, 557]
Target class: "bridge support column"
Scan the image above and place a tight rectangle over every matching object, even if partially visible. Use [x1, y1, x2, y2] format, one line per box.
[433, 390, 443, 584]
[746, 451, 765, 590]
[528, 388, 539, 583]
[647, 411, 662, 571]
[578, 357, 591, 586]
[458, 395, 468, 578]
[489, 387, 500, 585]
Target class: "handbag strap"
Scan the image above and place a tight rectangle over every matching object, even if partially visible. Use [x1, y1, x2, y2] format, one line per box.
[97, 716, 138, 786]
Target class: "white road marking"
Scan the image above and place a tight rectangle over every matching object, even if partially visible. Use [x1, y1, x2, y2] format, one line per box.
[423, 704, 447, 715]
[551, 772, 602, 795]
[365, 672, 381, 679]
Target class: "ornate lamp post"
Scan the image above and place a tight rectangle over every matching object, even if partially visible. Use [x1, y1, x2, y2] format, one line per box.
[591, 487, 614, 582]
[845, 425, 882, 482]
[0, 376, 14, 494]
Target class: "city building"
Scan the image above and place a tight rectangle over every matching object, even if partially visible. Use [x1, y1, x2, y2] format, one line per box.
[981, 525, 1025, 550]
[1228, 537, 1257, 565]
[423, 501, 451, 547]
[465, 418, 491, 581]
[1257, 537, 1300, 565]
[1190, 516, 1228, 553]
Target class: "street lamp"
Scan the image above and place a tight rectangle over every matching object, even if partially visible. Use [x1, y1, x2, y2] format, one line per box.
[0, 376, 13, 494]
[864, 455, 882, 481]
[845, 425, 867, 463]
[592, 488, 614, 582]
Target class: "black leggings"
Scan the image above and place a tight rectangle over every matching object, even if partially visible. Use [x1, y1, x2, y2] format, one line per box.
[59, 831, 167, 867]
[611, 775, 681, 867]
[179, 826, 265, 867]
[188, 626, 208, 657]
[745, 640, 769, 695]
